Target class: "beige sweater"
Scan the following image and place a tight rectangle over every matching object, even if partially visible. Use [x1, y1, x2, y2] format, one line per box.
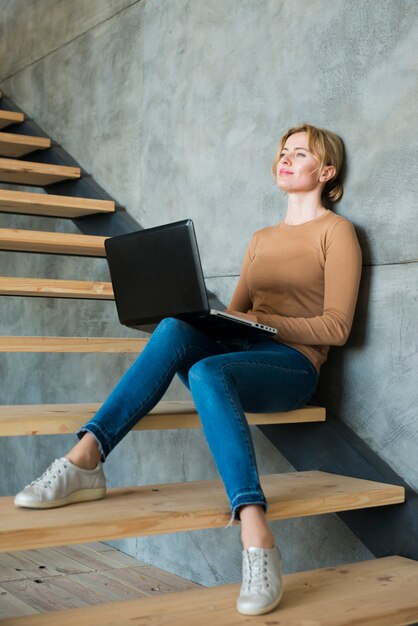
[229, 210, 362, 372]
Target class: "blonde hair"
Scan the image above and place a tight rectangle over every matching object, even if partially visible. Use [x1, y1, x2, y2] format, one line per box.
[272, 123, 345, 202]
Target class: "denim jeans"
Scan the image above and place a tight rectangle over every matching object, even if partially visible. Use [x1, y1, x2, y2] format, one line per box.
[78, 317, 318, 517]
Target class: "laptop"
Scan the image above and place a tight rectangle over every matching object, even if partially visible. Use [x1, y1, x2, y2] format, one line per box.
[104, 219, 277, 341]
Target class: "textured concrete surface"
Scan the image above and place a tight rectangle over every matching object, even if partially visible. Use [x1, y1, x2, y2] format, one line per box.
[317, 263, 418, 488]
[0, 0, 416, 584]
[3, 0, 418, 267]
[0, 0, 140, 80]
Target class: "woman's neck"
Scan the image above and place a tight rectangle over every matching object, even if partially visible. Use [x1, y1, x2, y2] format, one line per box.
[283, 192, 327, 226]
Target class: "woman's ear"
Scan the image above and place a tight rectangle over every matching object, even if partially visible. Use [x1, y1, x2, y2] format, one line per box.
[320, 165, 336, 182]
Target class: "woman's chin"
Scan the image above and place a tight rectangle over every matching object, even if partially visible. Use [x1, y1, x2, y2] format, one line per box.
[276, 180, 291, 193]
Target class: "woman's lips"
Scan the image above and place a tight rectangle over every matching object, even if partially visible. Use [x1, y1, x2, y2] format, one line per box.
[279, 169, 293, 175]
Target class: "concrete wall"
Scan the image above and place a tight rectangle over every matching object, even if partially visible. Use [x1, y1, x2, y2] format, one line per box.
[1, 0, 417, 584]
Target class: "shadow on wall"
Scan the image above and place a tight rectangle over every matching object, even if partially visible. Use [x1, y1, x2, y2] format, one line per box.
[315, 226, 371, 416]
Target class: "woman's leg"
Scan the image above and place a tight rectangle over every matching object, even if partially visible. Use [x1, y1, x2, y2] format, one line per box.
[187, 340, 317, 521]
[187, 339, 317, 615]
[74, 317, 227, 460]
[14, 318, 227, 508]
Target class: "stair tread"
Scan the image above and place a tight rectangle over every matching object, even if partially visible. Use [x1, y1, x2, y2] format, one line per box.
[0, 336, 147, 352]
[0, 110, 24, 130]
[0, 157, 80, 186]
[0, 401, 325, 436]
[0, 472, 404, 552]
[0, 131, 51, 157]
[0, 276, 114, 299]
[0, 188, 115, 217]
[3, 556, 416, 626]
[0, 228, 107, 256]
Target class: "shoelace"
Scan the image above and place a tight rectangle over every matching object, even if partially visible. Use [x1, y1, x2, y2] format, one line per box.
[29, 459, 68, 488]
[243, 550, 269, 593]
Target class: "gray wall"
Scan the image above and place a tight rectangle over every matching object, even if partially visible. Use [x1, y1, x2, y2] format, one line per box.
[1, 0, 417, 585]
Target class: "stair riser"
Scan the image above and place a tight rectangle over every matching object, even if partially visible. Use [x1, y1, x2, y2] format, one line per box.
[0, 172, 79, 186]
[0, 242, 106, 256]
[0, 337, 147, 352]
[0, 277, 114, 300]
[0, 229, 108, 257]
[0, 132, 51, 158]
[0, 472, 405, 553]
[0, 158, 80, 186]
[0, 190, 115, 218]
[3, 557, 417, 626]
[0, 405, 325, 436]
[0, 112, 24, 131]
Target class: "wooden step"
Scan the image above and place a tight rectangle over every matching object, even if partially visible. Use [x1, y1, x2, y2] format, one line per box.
[0, 157, 80, 186]
[0, 277, 114, 299]
[0, 402, 325, 436]
[3, 556, 416, 626]
[0, 472, 404, 552]
[0, 110, 24, 131]
[0, 229, 107, 256]
[0, 189, 115, 218]
[0, 131, 51, 158]
[0, 336, 148, 352]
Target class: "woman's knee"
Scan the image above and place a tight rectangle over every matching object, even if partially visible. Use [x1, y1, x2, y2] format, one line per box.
[153, 317, 193, 341]
[155, 317, 184, 333]
[188, 356, 222, 388]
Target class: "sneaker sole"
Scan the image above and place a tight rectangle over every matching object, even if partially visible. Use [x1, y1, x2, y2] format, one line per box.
[14, 487, 106, 509]
[236, 588, 284, 616]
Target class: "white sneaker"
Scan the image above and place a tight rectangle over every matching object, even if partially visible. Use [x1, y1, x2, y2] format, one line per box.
[14, 457, 106, 509]
[236, 546, 283, 616]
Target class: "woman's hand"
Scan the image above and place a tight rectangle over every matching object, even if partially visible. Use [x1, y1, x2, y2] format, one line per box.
[224, 310, 257, 322]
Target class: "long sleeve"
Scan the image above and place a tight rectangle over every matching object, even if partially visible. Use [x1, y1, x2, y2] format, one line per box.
[228, 241, 254, 312]
[255, 221, 362, 346]
[226, 213, 362, 370]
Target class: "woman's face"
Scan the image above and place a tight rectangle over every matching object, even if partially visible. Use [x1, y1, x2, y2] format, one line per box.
[276, 132, 323, 194]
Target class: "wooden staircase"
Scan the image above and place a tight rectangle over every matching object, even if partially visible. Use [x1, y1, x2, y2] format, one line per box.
[3, 556, 418, 626]
[0, 229, 107, 256]
[1, 95, 417, 625]
[0, 276, 114, 299]
[0, 472, 405, 553]
[0, 189, 115, 218]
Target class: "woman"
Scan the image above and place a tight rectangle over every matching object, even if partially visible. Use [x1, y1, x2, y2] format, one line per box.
[15, 123, 362, 616]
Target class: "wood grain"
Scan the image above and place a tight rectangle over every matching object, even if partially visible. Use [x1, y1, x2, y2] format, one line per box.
[0, 401, 325, 436]
[0, 552, 59, 581]
[1, 472, 404, 553]
[101, 565, 197, 595]
[0, 132, 51, 158]
[0, 577, 91, 612]
[0, 189, 115, 218]
[0, 585, 38, 619]
[0, 229, 107, 256]
[2, 557, 418, 626]
[0, 543, 199, 619]
[0, 336, 147, 353]
[0, 111, 24, 130]
[53, 545, 142, 571]
[0, 157, 80, 186]
[0, 277, 114, 300]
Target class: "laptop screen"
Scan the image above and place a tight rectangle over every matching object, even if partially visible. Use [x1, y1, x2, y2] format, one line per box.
[105, 220, 210, 326]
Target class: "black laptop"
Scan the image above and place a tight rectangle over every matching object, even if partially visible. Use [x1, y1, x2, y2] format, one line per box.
[104, 219, 277, 341]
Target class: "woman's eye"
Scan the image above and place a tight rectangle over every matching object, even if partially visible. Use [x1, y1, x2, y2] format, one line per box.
[296, 152, 306, 157]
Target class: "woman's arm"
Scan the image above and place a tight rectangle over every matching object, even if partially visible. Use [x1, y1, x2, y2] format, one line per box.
[227, 242, 253, 313]
[256, 221, 362, 346]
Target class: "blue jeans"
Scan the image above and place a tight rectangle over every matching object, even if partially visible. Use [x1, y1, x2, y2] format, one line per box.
[78, 317, 318, 517]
